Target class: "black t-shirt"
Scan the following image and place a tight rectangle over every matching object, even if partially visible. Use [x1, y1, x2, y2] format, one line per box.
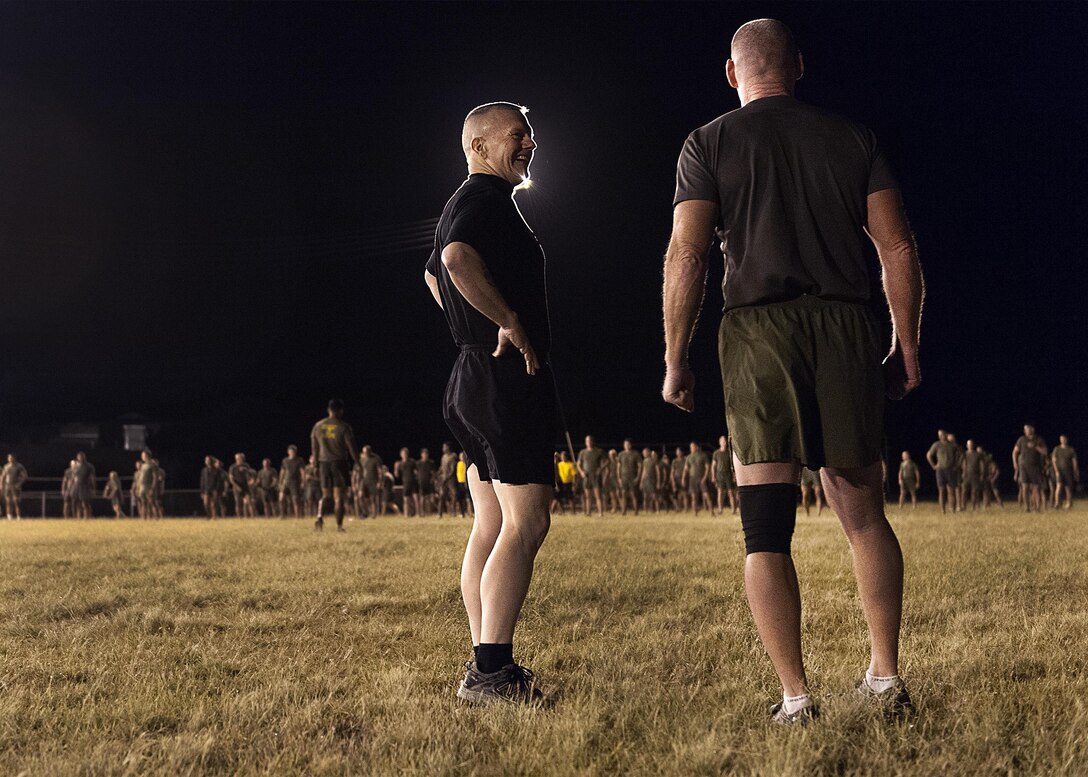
[674, 95, 898, 311]
[428, 173, 550, 355]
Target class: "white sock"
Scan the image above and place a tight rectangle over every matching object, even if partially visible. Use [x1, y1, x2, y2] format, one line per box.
[782, 693, 812, 715]
[865, 670, 899, 693]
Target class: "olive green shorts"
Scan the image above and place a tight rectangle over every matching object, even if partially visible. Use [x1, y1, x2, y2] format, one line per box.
[719, 295, 884, 470]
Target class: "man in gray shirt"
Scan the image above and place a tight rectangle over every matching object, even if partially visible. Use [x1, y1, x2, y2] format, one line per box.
[661, 19, 923, 723]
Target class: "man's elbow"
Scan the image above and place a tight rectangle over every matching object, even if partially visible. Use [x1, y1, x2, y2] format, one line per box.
[664, 243, 709, 273]
[441, 249, 466, 275]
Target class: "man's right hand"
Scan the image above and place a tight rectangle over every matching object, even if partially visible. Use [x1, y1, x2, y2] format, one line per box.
[883, 346, 921, 400]
[493, 316, 539, 375]
[662, 365, 695, 412]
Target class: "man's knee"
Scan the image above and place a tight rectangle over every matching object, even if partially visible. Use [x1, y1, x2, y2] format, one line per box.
[738, 483, 797, 555]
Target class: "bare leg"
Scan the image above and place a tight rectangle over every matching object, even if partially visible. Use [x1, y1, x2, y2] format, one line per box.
[745, 552, 808, 696]
[821, 463, 903, 678]
[733, 457, 807, 697]
[478, 481, 551, 644]
[461, 465, 502, 646]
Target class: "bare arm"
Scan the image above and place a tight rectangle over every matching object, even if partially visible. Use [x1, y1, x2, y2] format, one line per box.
[442, 241, 538, 375]
[424, 269, 443, 310]
[661, 199, 717, 411]
[865, 188, 924, 397]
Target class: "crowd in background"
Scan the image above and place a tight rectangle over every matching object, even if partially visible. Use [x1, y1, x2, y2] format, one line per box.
[0, 426, 1078, 520]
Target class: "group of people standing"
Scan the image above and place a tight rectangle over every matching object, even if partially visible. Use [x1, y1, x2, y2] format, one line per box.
[553, 435, 739, 516]
[196, 438, 474, 522]
[904, 426, 1079, 513]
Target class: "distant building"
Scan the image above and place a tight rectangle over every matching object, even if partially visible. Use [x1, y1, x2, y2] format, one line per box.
[123, 424, 148, 452]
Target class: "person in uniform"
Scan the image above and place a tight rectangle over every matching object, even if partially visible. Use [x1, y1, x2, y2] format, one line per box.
[256, 458, 279, 517]
[418, 448, 437, 515]
[799, 467, 824, 516]
[302, 455, 320, 517]
[576, 436, 607, 517]
[138, 451, 162, 518]
[661, 19, 923, 723]
[657, 451, 672, 509]
[310, 399, 359, 531]
[424, 102, 556, 703]
[926, 430, 957, 514]
[670, 447, 687, 512]
[61, 459, 77, 518]
[72, 453, 97, 519]
[1052, 435, 1078, 509]
[279, 445, 305, 518]
[638, 448, 659, 513]
[977, 447, 1000, 509]
[379, 464, 399, 515]
[599, 449, 618, 513]
[684, 442, 713, 516]
[131, 461, 143, 518]
[2, 454, 28, 520]
[897, 451, 919, 509]
[615, 439, 642, 516]
[1012, 424, 1047, 513]
[103, 470, 125, 519]
[962, 440, 984, 511]
[436, 443, 459, 518]
[395, 447, 421, 517]
[947, 433, 965, 512]
[359, 446, 384, 518]
[713, 436, 738, 515]
[200, 455, 221, 518]
[229, 453, 255, 518]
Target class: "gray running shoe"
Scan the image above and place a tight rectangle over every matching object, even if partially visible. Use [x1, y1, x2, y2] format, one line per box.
[314, 517, 324, 531]
[456, 662, 542, 705]
[856, 678, 915, 721]
[769, 700, 820, 725]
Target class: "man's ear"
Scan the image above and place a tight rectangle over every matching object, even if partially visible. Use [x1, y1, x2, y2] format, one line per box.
[725, 59, 739, 89]
[471, 136, 486, 158]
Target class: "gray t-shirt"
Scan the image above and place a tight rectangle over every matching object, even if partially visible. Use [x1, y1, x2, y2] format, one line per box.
[311, 417, 356, 462]
[674, 95, 897, 311]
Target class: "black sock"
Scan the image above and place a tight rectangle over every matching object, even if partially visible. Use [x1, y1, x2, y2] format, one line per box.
[473, 645, 479, 662]
[476, 643, 513, 674]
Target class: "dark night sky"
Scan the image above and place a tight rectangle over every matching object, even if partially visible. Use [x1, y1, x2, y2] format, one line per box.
[1, 1, 1085, 476]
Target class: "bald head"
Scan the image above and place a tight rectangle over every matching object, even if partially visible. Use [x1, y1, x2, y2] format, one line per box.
[461, 102, 528, 158]
[729, 19, 801, 88]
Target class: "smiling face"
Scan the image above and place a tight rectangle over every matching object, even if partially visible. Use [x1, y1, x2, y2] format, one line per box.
[469, 108, 536, 185]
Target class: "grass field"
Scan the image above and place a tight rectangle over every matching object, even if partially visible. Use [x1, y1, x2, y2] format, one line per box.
[1, 504, 1086, 776]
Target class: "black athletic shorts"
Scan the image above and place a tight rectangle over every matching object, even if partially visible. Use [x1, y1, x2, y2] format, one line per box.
[319, 460, 352, 490]
[935, 468, 954, 488]
[282, 481, 301, 499]
[443, 346, 557, 485]
[403, 480, 420, 496]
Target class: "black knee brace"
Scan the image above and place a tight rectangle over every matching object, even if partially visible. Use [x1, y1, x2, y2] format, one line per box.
[739, 483, 798, 555]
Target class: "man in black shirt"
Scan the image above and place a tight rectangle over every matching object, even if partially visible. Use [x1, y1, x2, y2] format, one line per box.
[662, 19, 924, 723]
[424, 101, 554, 705]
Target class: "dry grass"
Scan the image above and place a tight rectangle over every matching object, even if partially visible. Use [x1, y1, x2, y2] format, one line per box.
[1, 504, 1086, 776]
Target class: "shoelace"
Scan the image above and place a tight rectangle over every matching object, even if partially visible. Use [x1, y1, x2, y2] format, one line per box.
[497, 665, 535, 691]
